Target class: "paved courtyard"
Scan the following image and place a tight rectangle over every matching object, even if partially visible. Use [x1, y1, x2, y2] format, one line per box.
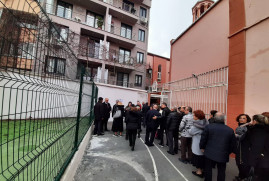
[74, 123, 237, 181]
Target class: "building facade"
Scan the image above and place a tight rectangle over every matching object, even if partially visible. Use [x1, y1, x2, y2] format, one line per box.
[40, 0, 151, 90]
[169, 0, 269, 129]
[146, 52, 170, 105]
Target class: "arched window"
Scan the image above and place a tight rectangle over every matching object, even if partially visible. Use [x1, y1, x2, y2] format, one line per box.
[157, 65, 161, 81]
[195, 9, 198, 19]
[158, 65, 162, 72]
[200, 5, 204, 15]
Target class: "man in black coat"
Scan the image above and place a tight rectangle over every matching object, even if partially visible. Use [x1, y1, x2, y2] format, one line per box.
[153, 102, 170, 147]
[142, 102, 150, 127]
[166, 107, 180, 155]
[200, 112, 236, 181]
[102, 98, 111, 131]
[145, 104, 161, 146]
[94, 97, 105, 136]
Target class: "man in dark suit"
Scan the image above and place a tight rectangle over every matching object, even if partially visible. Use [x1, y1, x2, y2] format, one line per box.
[103, 98, 111, 131]
[153, 102, 170, 147]
[145, 104, 161, 146]
[142, 102, 150, 127]
[200, 112, 236, 181]
[94, 97, 105, 136]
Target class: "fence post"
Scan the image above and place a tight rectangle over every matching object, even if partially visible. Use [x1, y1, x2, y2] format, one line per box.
[89, 82, 95, 123]
[74, 66, 85, 149]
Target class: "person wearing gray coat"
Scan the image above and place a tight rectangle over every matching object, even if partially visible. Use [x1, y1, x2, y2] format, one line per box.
[178, 106, 194, 164]
[188, 110, 209, 178]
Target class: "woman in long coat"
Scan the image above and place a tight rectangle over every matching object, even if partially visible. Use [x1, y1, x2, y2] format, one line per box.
[112, 101, 124, 136]
[125, 105, 141, 151]
[245, 114, 269, 181]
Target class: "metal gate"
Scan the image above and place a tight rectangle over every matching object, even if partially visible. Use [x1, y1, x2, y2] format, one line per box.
[166, 67, 228, 118]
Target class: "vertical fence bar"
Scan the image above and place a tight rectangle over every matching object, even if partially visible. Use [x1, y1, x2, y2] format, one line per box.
[74, 66, 85, 149]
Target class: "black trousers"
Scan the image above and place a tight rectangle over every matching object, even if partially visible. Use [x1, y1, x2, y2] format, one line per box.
[128, 129, 137, 148]
[94, 119, 103, 135]
[167, 130, 179, 154]
[204, 157, 226, 181]
[103, 117, 109, 131]
[159, 124, 167, 145]
[145, 127, 156, 145]
[180, 137, 192, 160]
[237, 163, 250, 179]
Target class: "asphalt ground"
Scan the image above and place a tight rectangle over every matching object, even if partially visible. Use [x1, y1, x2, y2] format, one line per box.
[74, 122, 238, 181]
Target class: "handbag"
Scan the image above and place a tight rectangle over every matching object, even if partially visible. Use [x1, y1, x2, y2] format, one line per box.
[113, 109, 122, 119]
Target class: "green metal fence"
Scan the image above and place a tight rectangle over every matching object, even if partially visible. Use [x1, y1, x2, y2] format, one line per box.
[0, 0, 98, 180]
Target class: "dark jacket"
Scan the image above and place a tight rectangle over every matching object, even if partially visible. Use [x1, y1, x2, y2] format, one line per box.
[157, 107, 171, 127]
[245, 124, 269, 168]
[142, 104, 150, 115]
[200, 122, 236, 163]
[125, 111, 142, 130]
[166, 111, 181, 131]
[235, 123, 250, 166]
[94, 102, 105, 120]
[145, 109, 161, 129]
[103, 102, 111, 119]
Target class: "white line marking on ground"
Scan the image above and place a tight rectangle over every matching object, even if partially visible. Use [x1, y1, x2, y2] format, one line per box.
[153, 143, 189, 181]
[140, 138, 159, 181]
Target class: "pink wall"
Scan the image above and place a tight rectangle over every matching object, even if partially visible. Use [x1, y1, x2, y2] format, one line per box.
[170, 0, 229, 81]
[147, 54, 170, 85]
[244, 0, 269, 116]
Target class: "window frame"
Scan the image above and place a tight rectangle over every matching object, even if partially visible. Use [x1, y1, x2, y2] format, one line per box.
[135, 74, 142, 87]
[45, 56, 66, 75]
[119, 48, 131, 64]
[120, 23, 132, 39]
[138, 29, 145, 42]
[140, 7, 147, 18]
[56, 0, 73, 19]
[136, 52, 144, 64]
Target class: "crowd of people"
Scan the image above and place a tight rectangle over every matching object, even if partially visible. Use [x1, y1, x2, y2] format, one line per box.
[94, 97, 269, 181]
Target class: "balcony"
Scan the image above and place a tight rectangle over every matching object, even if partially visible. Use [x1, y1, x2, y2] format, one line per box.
[78, 36, 135, 69]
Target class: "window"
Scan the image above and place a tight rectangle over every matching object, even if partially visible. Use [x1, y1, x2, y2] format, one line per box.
[122, 0, 134, 13]
[117, 72, 129, 87]
[52, 24, 69, 42]
[56, 0, 72, 19]
[86, 11, 104, 30]
[18, 43, 35, 59]
[0, 8, 3, 19]
[136, 52, 144, 64]
[119, 48, 131, 64]
[157, 64, 161, 81]
[140, 7, 147, 18]
[121, 23, 132, 39]
[200, 5, 205, 15]
[135, 75, 142, 87]
[46, 57, 66, 75]
[138, 29, 145, 42]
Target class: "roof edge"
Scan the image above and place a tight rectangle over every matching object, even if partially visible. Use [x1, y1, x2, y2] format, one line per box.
[171, 0, 222, 45]
[147, 52, 170, 60]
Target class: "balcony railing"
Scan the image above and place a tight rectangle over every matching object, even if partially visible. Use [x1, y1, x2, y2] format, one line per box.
[109, 24, 136, 40]
[78, 36, 136, 66]
[99, 0, 138, 16]
[84, 76, 139, 88]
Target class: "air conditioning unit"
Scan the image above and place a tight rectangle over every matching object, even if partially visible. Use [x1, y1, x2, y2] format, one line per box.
[74, 16, 81, 23]
[140, 17, 148, 24]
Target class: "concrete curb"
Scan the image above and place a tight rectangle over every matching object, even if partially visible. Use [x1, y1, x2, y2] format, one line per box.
[60, 125, 94, 181]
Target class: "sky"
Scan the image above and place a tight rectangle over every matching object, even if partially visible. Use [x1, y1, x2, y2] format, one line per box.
[148, 0, 216, 58]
